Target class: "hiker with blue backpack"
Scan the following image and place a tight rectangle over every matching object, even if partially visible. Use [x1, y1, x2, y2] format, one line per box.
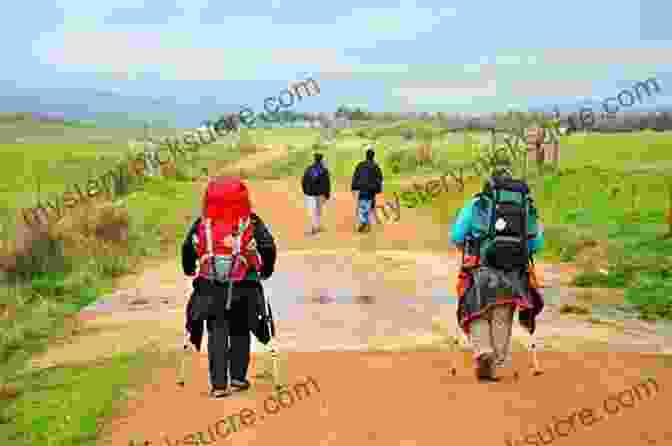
[302, 153, 331, 235]
[451, 159, 545, 382]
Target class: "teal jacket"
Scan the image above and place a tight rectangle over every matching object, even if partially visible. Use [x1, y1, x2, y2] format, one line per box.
[450, 197, 544, 254]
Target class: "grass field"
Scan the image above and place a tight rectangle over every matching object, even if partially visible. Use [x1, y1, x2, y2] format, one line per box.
[1, 119, 671, 444]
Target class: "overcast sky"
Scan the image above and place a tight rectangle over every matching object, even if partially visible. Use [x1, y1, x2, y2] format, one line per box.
[2, 0, 671, 125]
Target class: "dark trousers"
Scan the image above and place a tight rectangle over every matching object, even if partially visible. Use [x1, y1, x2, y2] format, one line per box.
[204, 284, 261, 389]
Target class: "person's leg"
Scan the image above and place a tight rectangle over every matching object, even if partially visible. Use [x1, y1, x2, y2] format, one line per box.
[206, 316, 232, 395]
[468, 312, 494, 360]
[491, 304, 515, 369]
[369, 196, 379, 224]
[313, 195, 323, 231]
[357, 198, 372, 231]
[304, 195, 317, 234]
[468, 309, 497, 380]
[228, 294, 252, 388]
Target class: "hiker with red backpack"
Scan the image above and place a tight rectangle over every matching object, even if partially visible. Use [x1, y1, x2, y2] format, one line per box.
[451, 159, 545, 382]
[181, 177, 277, 398]
[301, 152, 331, 235]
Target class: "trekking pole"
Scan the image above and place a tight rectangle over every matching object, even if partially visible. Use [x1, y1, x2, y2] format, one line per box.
[177, 289, 192, 386]
[449, 323, 460, 376]
[529, 330, 543, 376]
[226, 325, 233, 391]
[177, 332, 190, 386]
[527, 255, 543, 376]
[264, 296, 283, 390]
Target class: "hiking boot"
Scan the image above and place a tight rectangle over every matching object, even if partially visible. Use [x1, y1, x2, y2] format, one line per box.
[210, 387, 232, 398]
[231, 378, 251, 391]
[475, 353, 497, 381]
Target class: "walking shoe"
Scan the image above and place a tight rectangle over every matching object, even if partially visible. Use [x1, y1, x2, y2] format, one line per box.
[231, 379, 251, 391]
[475, 353, 498, 381]
[210, 387, 232, 398]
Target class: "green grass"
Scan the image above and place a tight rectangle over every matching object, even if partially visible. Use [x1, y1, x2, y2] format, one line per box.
[123, 177, 203, 246]
[2, 122, 672, 446]
[0, 208, 161, 445]
[0, 124, 331, 446]
[417, 130, 672, 320]
[0, 349, 164, 446]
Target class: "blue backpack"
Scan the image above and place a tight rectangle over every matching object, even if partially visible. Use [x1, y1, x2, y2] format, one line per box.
[309, 164, 324, 180]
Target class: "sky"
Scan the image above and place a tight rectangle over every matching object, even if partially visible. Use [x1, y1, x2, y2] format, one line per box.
[2, 0, 672, 126]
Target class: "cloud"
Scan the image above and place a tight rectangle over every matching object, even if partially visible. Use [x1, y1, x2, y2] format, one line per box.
[396, 77, 495, 90]
[40, 27, 417, 82]
[539, 47, 672, 66]
[199, 1, 457, 47]
[508, 78, 597, 97]
[31, 0, 463, 82]
[391, 80, 498, 105]
[102, 0, 186, 25]
[39, 30, 277, 81]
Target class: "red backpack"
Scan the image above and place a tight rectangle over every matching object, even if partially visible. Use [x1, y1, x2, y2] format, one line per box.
[195, 177, 263, 290]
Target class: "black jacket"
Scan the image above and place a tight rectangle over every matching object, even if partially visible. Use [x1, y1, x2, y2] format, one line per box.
[181, 213, 277, 350]
[351, 159, 383, 196]
[301, 161, 331, 199]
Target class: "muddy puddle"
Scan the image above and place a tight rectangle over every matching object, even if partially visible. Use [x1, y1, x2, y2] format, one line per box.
[75, 251, 672, 359]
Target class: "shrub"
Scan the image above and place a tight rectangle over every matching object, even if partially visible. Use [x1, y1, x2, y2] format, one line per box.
[385, 148, 418, 174]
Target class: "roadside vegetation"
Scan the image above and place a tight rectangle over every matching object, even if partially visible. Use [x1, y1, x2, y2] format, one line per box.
[0, 119, 271, 444]
[1, 115, 671, 444]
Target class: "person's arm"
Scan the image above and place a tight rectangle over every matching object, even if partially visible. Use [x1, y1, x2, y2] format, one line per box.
[375, 165, 383, 193]
[351, 163, 362, 191]
[181, 218, 201, 276]
[529, 222, 544, 255]
[301, 166, 310, 195]
[324, 169, 331, 200]
[450, 200, 475, 249]
[252, 214, 277, 279]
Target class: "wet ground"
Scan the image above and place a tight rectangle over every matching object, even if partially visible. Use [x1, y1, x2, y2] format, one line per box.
[70, 251, 672, 363]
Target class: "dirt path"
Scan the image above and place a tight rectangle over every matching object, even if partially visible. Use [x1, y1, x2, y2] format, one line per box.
[27, 148, 672, 445]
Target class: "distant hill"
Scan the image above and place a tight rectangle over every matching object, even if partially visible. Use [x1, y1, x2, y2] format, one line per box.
[0, 84, 242, 129]
[0, 113, 193, 145]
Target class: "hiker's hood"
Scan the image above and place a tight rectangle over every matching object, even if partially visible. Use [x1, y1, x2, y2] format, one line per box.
[202, 176, 251, 222]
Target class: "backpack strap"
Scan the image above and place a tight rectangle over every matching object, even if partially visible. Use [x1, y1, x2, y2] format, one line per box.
[225, 217, 247, 310]
[203, 217, 218, 281]
[483, 178, 500, 239]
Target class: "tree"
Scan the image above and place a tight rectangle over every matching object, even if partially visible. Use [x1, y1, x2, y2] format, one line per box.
[336, 105, 350, 118]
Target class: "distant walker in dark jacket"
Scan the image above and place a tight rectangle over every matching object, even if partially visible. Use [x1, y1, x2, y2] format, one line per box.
[351, 147, 383, 233]
[301, 153, 331, 235]
[181, 177, 277, 398]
